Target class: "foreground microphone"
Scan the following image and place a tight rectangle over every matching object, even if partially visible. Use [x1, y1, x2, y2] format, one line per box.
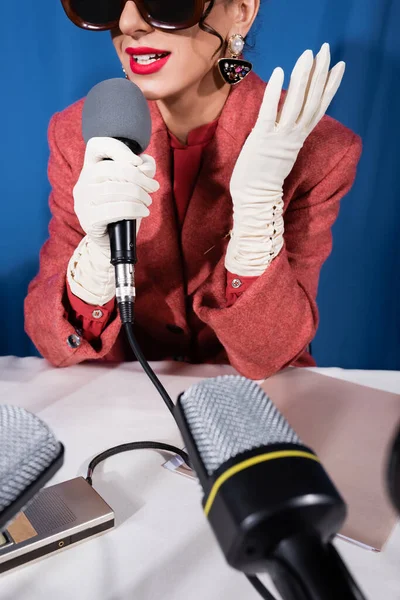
[0, 406, 64, 531]
[175, 376, 366, 600]
[81, 79, 152, 322]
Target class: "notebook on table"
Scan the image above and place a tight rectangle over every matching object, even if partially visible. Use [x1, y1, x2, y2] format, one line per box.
[260, 368, 400, 551]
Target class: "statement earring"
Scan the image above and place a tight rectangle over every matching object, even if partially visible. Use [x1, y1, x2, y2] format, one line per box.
[122, 66, 129, 80]
[217, 34, 253, 85]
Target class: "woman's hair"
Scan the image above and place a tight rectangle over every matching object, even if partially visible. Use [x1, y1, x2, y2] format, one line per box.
[199, 0, 225, 53]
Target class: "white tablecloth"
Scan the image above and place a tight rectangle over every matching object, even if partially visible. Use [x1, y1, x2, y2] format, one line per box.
[0, 356, 399, 600]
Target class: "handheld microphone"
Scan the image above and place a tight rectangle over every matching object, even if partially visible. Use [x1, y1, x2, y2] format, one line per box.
[175, 375, 366, 600]
[0, 405, 64, 531]
[81, 78, 152, 322]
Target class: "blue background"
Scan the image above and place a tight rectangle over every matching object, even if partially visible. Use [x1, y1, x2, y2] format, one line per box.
[1, 0, 399, 368]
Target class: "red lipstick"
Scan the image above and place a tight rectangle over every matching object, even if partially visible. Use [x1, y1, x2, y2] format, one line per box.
[126, 47, 171, 75]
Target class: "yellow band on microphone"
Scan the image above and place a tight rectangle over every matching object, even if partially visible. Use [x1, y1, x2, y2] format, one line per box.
[204, 450, 320, 517]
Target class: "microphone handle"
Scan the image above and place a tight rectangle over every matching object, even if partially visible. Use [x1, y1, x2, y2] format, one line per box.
[108, 219, 137, 266]
[107, 136, 142, 266]
[269, 534, 367, 600]
[106, 137, 143, 324]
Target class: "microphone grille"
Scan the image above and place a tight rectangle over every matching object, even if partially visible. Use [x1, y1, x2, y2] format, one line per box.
[0, 406, 61, 511]
[82, 78, 152, 152]
[180, 375, 301, 475]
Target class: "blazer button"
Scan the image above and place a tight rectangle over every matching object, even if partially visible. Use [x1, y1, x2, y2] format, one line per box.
[67, 333, 81, 349]
[231, 278, 242, 289]
[166, 324, 184, 334]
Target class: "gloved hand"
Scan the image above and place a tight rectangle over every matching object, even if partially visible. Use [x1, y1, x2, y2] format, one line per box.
[225, 43, 345, 277]
[67, 137, 159, 306]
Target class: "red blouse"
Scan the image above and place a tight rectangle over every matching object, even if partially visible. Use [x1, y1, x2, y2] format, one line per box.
[67, 121, 257, 341]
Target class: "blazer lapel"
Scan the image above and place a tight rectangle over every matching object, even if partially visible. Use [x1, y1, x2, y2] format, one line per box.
[181, 72, 267, 296]
[137, 72, 267, 310]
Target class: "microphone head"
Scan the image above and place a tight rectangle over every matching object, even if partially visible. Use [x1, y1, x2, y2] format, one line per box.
[175, 375, 347, 571]
[179, 375, 301, 476]
[0, 406, 64, 530]
[82, 78, 152, 152]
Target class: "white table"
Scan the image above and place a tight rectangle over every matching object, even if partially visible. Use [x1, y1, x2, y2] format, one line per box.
[0, 356, 399, 600]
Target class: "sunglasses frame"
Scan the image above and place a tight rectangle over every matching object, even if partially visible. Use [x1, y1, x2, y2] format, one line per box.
[60, 0, 207, 31]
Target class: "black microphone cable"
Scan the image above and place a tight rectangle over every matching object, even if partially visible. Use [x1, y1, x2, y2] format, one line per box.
[86, 300, 191, 474]
[87, 297, 277, 600]
[123, 321, 175, 416]
[247, 575, 279, 600]
[86, 441, 190, 486]
[122, 303, 278, 600]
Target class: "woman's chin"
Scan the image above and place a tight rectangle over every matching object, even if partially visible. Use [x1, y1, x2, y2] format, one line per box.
[140, 88, 166, 102]
[127, 78, 171, 101]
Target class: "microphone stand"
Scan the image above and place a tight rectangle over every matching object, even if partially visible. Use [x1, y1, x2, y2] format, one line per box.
[265, 534, 367, 600]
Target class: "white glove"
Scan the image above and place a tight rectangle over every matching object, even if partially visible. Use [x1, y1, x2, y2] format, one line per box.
[67, 137, 159, 306]
[225, 43, 345, 277]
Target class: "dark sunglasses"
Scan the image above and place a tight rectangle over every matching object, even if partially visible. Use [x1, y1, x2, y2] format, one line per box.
[60, 0, 208, 31]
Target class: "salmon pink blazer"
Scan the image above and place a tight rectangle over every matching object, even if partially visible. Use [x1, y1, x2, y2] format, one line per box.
[24, 72, 362, 379]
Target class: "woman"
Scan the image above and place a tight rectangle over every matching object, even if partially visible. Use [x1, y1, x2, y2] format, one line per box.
[24, 0, 362, 379]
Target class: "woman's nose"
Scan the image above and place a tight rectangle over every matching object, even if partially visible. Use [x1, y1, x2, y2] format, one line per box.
[119, 0, 154, 36]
